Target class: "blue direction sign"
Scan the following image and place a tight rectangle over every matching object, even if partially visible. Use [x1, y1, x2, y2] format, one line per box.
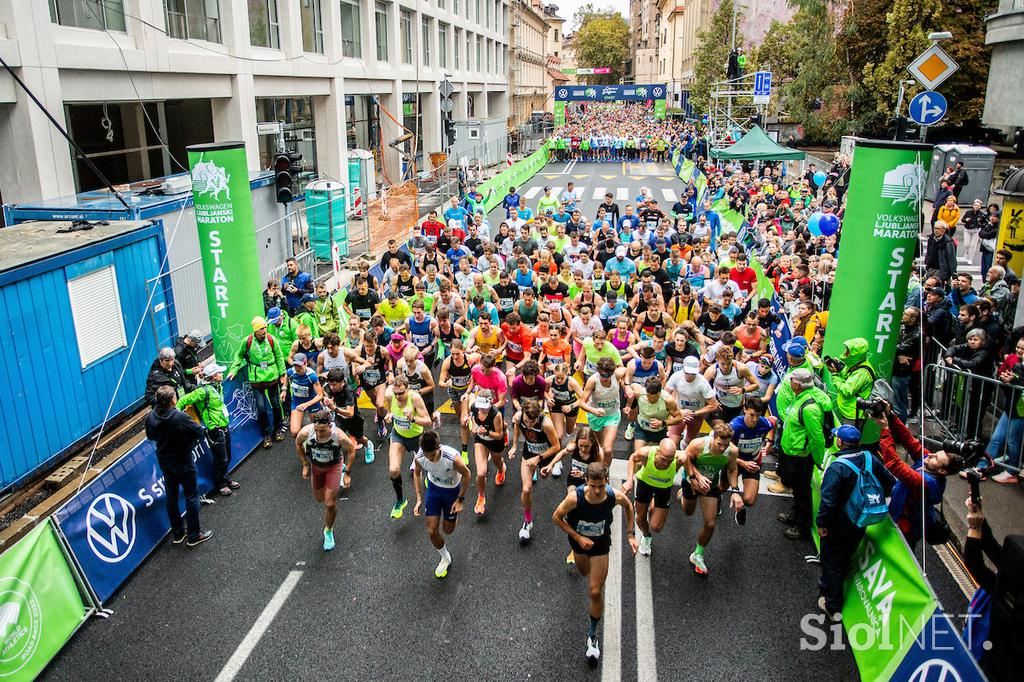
[909, 90, 947, 126]
[753, 71, 772, 103]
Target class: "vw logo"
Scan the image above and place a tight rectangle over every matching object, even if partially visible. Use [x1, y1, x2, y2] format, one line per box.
[557, 88, 568, 98]
[908, 659, 961, 682]
[654, 87, 664, 96]
[86, 493, 137, 563]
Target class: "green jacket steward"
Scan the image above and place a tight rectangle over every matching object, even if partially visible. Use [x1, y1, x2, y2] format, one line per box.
[177, 383, 229, 429]
[831, 338, 875, 420]
[780, 386, 833, 465]
[228, 326, 286, 385]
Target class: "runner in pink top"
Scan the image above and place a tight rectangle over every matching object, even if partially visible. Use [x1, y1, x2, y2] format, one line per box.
[469, 353, 509, 410]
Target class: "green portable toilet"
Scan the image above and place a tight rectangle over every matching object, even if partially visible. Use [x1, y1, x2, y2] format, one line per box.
[305, 180, 348, 259]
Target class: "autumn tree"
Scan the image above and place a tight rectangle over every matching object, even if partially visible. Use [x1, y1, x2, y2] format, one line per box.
[574, 9, 631, 85]
[691, 0, 742, 114]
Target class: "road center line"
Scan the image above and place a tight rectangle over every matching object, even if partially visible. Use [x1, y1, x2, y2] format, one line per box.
[214, 570, 303, 682]
[635, 548, 658, 681]
[602, 486, 623, 682]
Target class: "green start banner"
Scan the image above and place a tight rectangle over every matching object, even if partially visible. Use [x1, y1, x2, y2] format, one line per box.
[553, 102, 566, 128]
[821, 140, 928, 382]
[654, 99, 666, 120]
[187, 142, 265, 364]
[0, 520, 90, 680]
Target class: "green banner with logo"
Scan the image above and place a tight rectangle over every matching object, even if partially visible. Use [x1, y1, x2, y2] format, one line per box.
[654, 98, 666, 120]
[553, 102, 565, 128]
[821, 141, 928, 381]
[0, 521, 90, 680]
[187, 142, 265, 364]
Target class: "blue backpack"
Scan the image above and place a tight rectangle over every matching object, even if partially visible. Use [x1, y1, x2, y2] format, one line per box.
[835, 454, 889, 528]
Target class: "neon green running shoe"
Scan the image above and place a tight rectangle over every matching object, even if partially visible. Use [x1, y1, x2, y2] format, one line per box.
[390, 498, 408, 520]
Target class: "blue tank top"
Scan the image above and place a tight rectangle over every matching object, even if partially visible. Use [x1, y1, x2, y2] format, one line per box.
[728, 415, 773, 459]
[632, 358, 661, 384]
[407, 315, 434, 350]
[515, 269, 534, 291]
[288, 368, 321, 410]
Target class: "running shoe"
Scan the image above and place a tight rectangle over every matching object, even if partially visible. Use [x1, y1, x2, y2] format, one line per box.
[639, 535, 652, 556]
[689, 551, 707, 575]
[323, 528, 336, 551]
[461, 450, 470, 466]
[390, 499, 409, 519]
[475, 495, 486, 515]
[364, 440, 375, 465]
[187, 530, 213, 547]
[262, 437, 273, 449]
[409, 459, 416, 473]
[992, 471, 1019, 485]
[435, 555, 451, 579]
[518, 521, 534, 544]
[735, 507, 747, 526]
[495, 465, 506, 486]
[566, 550, 575, 565]
[432, 412, 442, 430]
[817, 596, 841, 623]
[376, 416, 387, 439]
[274, 431, 286, 442]
[624, 423, 635, 440]
[586, 636, 601, 662]
[227, 480, 241, 489]
[552, 461, 563, 478]
[533, 468, 538, 482]
[171, 532, 186, 545]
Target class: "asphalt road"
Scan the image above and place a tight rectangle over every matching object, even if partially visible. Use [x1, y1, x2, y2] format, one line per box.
[41, 161, 977, 681]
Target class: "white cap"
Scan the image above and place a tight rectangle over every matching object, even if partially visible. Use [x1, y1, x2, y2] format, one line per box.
[203, 362, 227, 377]
[683, 356, 700, 375]
[474, 396, 492, 410]
[615, 246, 627, 257]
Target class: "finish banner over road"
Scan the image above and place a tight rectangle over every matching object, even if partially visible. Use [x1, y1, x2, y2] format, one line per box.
[554, 84, 667, 103]
[822, 140, 929, 381]
[187, 142, 264, 364]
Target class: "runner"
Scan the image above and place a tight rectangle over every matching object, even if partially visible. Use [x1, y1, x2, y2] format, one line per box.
[438, 339, 477, 461]
[412, 430, 472, 579]
[704, 344, 758, 424]
[354, 330, 392, 438]
[323, 368, 371, 477]
[285, 353, 324, 437]
[295, 410, 355, 551]
[679, 424, 743, 575]
[383, 376, 432, 519]
[623, 345, 665, 440]
[396, 344, 439, 429]
[406, 300, 439, 366]
[543, 427, 605, 564]
[726, 397, 775, 524]
[508, 397, 560, 544]
[666, 356, 719, 445]
[632, 376, 684, 452]
[581, 357, 625, 463]
[466, 391, 508, 516]
[621, 438, 687, 556]
[546, 360, 586, 448]
[552, 462, 638, 663]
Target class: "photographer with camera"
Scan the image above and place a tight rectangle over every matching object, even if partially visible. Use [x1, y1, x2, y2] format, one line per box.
[962, 493, 1024, 681]
[824, 338, 876, 432]
[871, 400, 968, 548]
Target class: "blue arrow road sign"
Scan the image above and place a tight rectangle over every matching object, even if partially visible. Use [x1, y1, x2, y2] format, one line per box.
[754, 72, 772, 97]
[909, 91, 947, 126]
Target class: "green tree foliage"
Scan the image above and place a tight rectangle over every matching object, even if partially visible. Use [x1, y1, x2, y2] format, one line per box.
[574, 9, 631, 85]
[862, 0, 941, 119]
[924, 0, 994, 124]
[691, 0, 741, 114]
[837, 0, 895, 136]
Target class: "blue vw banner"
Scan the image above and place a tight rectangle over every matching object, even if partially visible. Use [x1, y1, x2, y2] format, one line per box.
[554, 84, 667, 102]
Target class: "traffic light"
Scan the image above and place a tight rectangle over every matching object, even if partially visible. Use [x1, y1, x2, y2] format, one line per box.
[887, 115, 909, 142]
[274, 152, 302, 203]
[443, 119, 455, 149]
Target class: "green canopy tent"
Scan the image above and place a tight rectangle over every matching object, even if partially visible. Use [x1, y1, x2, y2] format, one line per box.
[710, 125, 806, 161]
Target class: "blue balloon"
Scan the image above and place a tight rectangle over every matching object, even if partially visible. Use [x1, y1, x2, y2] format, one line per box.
[808, 212, 824, 237]
[819, 213, 840, 236]
[813, 170, 828, 186]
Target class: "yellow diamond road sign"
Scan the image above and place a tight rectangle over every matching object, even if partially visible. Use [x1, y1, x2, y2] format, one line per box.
[908, 44, 959, 91]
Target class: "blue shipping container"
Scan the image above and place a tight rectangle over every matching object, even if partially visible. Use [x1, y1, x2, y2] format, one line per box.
[0, 220, 173, 490]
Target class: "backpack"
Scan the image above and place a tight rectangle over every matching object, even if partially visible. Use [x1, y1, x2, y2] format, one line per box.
[799, 395, 835, 447]
[834, 453, 890, 528]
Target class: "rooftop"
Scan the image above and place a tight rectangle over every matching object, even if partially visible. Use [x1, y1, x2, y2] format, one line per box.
[0, 220, 155, 274]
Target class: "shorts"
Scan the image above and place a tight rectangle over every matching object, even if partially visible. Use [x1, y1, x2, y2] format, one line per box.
[635, 478, 672, 509]
[739, 456, 760, 481]
[335, 414, 364, 440]
[360, 379, 384, 395]
[633, 425, 668, 443]
[588, 413, 621, 432]
[552, 404, 579, 420]
[292, 400, 324, 414]
[522, 445, 554, 468]
[425, 484, 461, 522]
[475, 436, 505, 453]
[709, 404, 742, 424]
[680, 471, 723, 500]
[310, 462, 342, 490]
[569, 535, 611, 557]
[390, 431, 421, 452]
[448, 386, 468, 402]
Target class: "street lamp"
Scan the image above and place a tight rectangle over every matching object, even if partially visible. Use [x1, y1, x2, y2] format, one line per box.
[927, 31, 953, 42]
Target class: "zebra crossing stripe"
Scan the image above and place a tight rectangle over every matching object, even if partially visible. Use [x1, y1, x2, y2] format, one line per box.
[616, 187, 628, 200]
[592, 187, 606, 200]
[523, 186, 542, 200]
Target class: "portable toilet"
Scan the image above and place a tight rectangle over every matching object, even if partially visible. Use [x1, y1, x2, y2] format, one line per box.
[305, 180, 348, 259]
[925, 144, 998, 206]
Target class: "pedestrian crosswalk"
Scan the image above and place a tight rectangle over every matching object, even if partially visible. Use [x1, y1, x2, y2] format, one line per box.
[617, 187, 629, 201]
[661, 188, 677, 203]
[523, 186, 542, 200]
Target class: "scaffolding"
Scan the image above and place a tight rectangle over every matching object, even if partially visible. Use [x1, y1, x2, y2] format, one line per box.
[707, 72, 767, 149]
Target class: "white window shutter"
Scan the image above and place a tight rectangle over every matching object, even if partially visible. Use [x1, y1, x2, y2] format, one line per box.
[67, 265, 128, 368]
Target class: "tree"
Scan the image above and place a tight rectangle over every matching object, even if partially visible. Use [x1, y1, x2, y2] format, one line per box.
[925, 0, 995, 126]
[574, 10, 631, 85]
[862, 0, 941, 119]
[837, 0, 895, 136]
[691, 0, 742, 114]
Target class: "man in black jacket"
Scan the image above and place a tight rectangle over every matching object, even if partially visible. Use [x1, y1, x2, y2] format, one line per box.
[924, 287, 955, 346]
[816, 425, 896, 619]
[144, 386, 212, 546]
[143, 347, 189, 406]
[172, 330, 205, 391]
[925, 222, 958, 285]
[892, 307, 921, 422]
[931, 181, 954, 226]
[949, 161, 969, 198]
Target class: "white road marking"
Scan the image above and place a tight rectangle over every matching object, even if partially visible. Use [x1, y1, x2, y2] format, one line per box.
[214, 570, 303, 682]
[602, 497, 623, 682]
[635, 543, 658, 682]
[616, 187, 628, 201]
[661, 188, 677, 203]
[593, 187, 606, 200]
[523, 186, 542, 200]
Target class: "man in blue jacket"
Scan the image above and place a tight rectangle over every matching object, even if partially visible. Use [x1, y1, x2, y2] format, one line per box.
[282, 257, 313, 314]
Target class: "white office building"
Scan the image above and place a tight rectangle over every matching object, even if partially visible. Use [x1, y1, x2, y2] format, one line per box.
[0, 0, 510, 203]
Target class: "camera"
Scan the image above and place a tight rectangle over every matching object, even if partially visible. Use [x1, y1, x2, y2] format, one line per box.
[823, 355, 842, 373]
[941, 437, 986, 466]
[856, 397, 888, 419]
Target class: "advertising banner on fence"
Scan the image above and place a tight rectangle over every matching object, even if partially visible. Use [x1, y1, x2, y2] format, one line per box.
[822, 140, 928, 382]
[54, 386, 262, 604]
[187, 142, 265, 366]
[0, 521, 89, 681]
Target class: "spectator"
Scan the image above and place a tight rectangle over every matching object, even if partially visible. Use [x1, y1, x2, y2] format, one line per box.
[935, 196, 960, 236]
[994, 249, 1018, 282]
[892, 307, 921, 422]
[985, 336, 1024, 484]
[977, 298, 1006, 351]
[263, 278, 286, 314]
[930, 181, 953, 226]
[172, 330, 205, 391]
[144, 347, 188, 406]
[943, 329, 994, 375]
[959, 199, 987, 264]
[281, 257, 314, 314]
[923, 286, 955, 347]
[979, 213, 999, 275]
[948, 161, 969, 198]
[144, 385, 212, 546]
[925, 221, 957, 285]
[177, 363, 240, 497]
[981, 266, 1012, 318]
[949, 273, 980, 311]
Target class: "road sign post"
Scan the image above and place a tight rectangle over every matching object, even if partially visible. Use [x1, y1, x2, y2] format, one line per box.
[908, 91, 947, 127]
[753, 71, 772, 104]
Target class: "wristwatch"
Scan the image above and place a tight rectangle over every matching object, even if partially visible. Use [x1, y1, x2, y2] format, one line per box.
[457, 495, 466, 502]
[728, 487, 741, 495]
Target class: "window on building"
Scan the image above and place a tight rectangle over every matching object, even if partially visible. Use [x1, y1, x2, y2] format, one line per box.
[49, 0, 126, 31]
[475, 0, 481, 22]
[301, 0, 324, 53]
[375, 2, 389, 61]
[454, 28, 461, 69]
[340, 0, 361, 57]
[422, 18, 432, 67]
[248, 0, 280, 48]
[256, 96, 318, 179]
[400, 9, 413, 64]
[453, 0, 459, 15]
[439, 23, 448, 69]
[475, 34, 481, 69]
[164, 0, 221, 42]
[466, 33, 473, 70]
[553, 28, 559, 42]
[438, 0, 445, 9]
[486, 39, 491, 72]
[68, 265, 128, 368]
[485, 0, 490, 28]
